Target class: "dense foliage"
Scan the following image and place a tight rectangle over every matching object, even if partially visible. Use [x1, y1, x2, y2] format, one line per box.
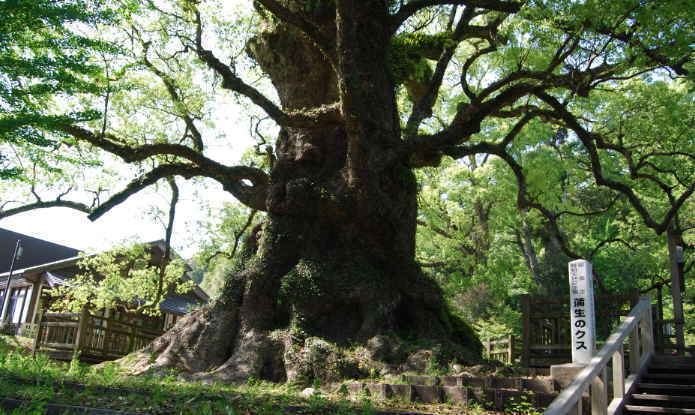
[49, 243, 193, 316]
[0, 0, 118, 180]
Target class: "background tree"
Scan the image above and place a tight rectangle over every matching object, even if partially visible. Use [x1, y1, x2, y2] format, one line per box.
[190, 202, 261, 298]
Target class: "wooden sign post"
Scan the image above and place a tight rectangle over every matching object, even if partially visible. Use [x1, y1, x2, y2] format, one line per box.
[568, 259, 596, 364]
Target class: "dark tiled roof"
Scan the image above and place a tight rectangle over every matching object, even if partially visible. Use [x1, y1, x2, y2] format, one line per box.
[0, 228, 79, 273]
[45, 266, 81, 280]
[159, 294, 202, 315]
[45, 272, 72, 288]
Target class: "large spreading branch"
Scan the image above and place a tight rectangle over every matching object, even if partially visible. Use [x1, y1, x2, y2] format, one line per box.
[405, 8, 486, 137]
[535, 91, 695, 235]
[87, 162, 268, 221]
[400, 0, 688, 164]
[0, 199, 91, 220]
[405, 82, 544, 163]
[56, 125, 270, 217]
[0, 165, 102, 220]
[390, 0, 522, 32]
[404, 52, 643, 165]
[191, 10, 341, 129]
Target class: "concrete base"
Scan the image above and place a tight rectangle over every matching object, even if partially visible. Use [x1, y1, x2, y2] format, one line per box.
[551, 362, 587, 389]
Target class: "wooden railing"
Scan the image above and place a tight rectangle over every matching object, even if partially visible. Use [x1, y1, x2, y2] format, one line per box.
[32, 309, 162, 361]
[543, 297, 654, 415]
[483, 335, 519, 364]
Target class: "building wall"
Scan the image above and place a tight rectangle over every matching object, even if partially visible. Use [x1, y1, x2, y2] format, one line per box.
[0, 282, 33, 325]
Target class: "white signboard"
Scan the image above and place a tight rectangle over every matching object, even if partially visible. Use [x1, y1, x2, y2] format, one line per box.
[568, 259, 596, 364]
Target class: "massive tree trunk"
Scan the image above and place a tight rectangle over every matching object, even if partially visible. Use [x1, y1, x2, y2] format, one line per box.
[131, 2, 481, 384]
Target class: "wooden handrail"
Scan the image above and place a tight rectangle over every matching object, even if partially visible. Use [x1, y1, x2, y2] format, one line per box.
[43, 313, 80, 318]
[544, 297, 653, 415]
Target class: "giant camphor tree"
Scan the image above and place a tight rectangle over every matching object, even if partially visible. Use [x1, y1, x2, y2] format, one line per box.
[2, 0, 693, 382]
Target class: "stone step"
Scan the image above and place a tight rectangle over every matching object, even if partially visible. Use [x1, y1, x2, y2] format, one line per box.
[625, 405, 695, 414]
[648, 365, 695, 373]
[400, 375, 556, 392]
[639, 384, 695, 391]
[651, 356, 695, 366]
[630, 394, 695, 409]
[642, 373, 695, 385]
[632, 395, 695, 403]
[345, 382, 566, 410]
[638, 384, 695, 397]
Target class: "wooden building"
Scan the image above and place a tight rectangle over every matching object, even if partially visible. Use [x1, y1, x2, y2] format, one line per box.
[0, 228, 208, 360]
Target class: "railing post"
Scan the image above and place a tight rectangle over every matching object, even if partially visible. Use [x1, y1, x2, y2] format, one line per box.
[508, 335, 515, 364]
[102, 318, 110, 358]
[591, 367, 608, 415]
[74, 307, 90, 354]
[639, 298, 654, 355]
[128, 323, 136, 353]
[656, 285, 664, 353]
[485, 339, 491, 360]
[612, 344, 625, 399]
[629, 326, 640, 374]
[521, 294, 531, 367]
[31, 311, 43, 357]
[575, 385, 585, 415]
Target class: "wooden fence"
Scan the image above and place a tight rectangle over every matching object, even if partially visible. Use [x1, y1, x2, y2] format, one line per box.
[483, 335, 519, 364]
[32, 309, 162, 362]
[521, 290, 640, 367]
[483, 291, 678, 368]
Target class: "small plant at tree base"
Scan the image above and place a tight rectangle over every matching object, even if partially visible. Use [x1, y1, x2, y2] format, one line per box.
[307, 394, 329, 411]
[466, 400, 490, 415]
[505, 392, 541, 415]
[246, 375, 260, 387]
[4, 400, 46, 415]
[68, 351, 86, 377]
[359, 399, 377, 415]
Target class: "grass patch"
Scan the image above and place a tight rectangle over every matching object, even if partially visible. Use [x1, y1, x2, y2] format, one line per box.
[0, 335, 491, 414]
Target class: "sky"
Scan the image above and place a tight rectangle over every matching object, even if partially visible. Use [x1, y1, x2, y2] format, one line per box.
[0, 93, 257, 258]
[0, 180, 240, 258]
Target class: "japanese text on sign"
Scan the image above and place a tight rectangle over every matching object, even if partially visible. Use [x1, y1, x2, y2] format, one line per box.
[568, 259, 595, 363]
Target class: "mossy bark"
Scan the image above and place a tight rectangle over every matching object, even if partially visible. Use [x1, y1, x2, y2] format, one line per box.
[134, 3, 481, 383]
